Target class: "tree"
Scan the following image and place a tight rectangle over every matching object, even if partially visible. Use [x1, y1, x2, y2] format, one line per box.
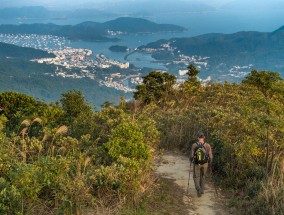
[60, 90, 93, 138]
[60, 90, 91, 122]
[0, 92, 45, 133]
[134, 71, 176, 104]
[242, 70, 284, 171]
[186, 64, 200, 83]
[242, 70, 282, 98]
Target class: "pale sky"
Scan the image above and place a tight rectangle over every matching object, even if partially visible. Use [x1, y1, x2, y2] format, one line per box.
[1, 0, 284, 10]
[0, 0, 236, 8]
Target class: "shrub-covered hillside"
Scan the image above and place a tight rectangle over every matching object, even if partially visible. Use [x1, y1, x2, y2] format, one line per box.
[0, 65, 283, 214]
[0, 91, 159, 214]
[132, 66, 284, 214]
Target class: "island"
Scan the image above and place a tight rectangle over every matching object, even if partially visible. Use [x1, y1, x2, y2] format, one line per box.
[109, 45, 129, 52]
[0, 17, 187, 42]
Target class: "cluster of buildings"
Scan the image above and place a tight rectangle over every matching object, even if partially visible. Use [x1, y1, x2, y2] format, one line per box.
[36, 50, 135, 92]
[32, 48, 94, 69]
[0, 33, 69, 51]
[100, 77, 135, 92]
[140, 41, 210, 73]
[107, 30, 125, 36]
[227, 64, 253, 78]
[33, 50, 130, 71]
[95, 54, 130, 69]
[0, 33, 138, 92]
[175, 54, 210, 69]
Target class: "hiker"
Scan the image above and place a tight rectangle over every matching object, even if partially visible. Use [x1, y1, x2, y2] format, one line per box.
[189, 132, 213, 197]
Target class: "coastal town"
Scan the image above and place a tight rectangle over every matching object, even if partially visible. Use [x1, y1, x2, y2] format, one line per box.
[0, 33, 241, 92]
[139, 41, 252, 79]
[0, 33, 142, 92]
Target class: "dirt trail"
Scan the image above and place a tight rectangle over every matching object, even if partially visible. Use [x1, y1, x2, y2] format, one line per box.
[156, 152, 230, 215]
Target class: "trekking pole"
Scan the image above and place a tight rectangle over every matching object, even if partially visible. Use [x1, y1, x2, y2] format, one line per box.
[210, 166, 218, 196]
[186, 167, 191, 195]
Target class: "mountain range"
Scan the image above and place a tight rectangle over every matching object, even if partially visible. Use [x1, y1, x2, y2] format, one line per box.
[0, 17, 186, 42]
[0, 2, 215, 19]
[140, 26, 284, 79]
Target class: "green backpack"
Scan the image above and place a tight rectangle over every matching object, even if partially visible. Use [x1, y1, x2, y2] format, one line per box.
[193, 142, 209, 165]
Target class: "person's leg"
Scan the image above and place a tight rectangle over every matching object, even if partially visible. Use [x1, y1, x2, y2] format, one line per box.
[193, 165, 201, 196]
[200, 163, 208, 194]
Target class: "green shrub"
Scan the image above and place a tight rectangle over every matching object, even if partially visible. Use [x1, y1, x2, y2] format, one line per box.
[0, 177, 21, 215]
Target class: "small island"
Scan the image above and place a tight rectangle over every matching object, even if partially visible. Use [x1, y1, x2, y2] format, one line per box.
[109, 45, 129, 52]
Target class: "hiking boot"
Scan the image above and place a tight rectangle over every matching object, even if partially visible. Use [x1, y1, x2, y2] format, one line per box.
[200, 190, 204, 194]
[197, 190, 202, 197]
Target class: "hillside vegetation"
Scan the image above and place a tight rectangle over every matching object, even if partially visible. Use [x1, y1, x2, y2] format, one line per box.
[0, 42, 54, 59]
[0, 58, 128, 105]
[0, 91, 159, 214]
[132, 66, 284, 214]
[0, 66, 283, 214]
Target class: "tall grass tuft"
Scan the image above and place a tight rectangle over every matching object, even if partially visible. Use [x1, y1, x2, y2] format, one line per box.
[32, 117, 42, 124]
[56, 125, 68, 134]
[21, 127, 28, 138]
[254, 155, 284, 215]
[21, 119, 30, 127]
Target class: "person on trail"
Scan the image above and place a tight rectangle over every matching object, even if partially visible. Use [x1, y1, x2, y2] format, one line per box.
[189, 132, 213, 197]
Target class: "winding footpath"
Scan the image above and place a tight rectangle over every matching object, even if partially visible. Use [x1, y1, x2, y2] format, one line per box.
[156, 152, 230, 215]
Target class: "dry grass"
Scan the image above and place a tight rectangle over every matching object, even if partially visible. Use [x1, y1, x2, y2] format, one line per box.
[21, 127, 29, 137]
[259, 157, 284, 214]
[32, 117, 42, 124]
[21, 119, 31, 127]
[42, 133, 49, 142]
[117, 177, 189, 215]
[56, 125, 68, 134]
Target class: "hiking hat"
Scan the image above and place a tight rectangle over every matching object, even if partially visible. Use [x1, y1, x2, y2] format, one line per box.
[196, 132, 205, 138]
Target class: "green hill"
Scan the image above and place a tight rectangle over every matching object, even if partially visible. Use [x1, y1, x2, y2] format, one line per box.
[103, 17, 186, 33]
[0, 42, 128, 106]
[0, 42, 54, 59]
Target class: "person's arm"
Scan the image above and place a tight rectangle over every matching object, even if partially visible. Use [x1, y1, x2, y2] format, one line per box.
[207, 144, 213, 165]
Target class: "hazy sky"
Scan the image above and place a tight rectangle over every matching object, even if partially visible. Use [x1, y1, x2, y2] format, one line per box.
[1, 0, 284, 11]
[0, 0, 237, 8]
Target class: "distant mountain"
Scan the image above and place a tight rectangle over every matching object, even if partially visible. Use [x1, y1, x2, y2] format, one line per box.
[0, 42, 54, 59]
[140, 26, 284, 79]
[103, 17, 186, 33]
[0, 17, 186, 42]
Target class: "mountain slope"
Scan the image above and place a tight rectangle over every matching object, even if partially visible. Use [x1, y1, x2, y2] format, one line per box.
[0, 42, 54, 59]
[0, 43, 128, 105]
[140, 27, 284, 79]
[104, 17, 186, 33]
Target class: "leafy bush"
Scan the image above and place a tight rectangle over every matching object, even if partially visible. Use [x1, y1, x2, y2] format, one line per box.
[0, 91, 159, 214]
[0, 177, 21, 215]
